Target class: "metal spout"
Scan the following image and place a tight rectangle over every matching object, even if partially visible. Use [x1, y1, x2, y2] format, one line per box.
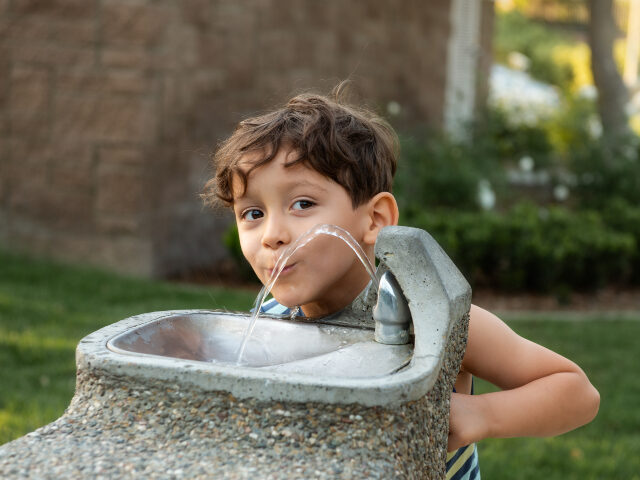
[373, 271, 411, 345]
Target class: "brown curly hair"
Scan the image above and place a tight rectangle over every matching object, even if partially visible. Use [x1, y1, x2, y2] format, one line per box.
[202, 88, 399, 209]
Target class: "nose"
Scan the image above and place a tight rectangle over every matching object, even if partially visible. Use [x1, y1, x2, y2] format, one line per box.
[261, 212, 291, 250]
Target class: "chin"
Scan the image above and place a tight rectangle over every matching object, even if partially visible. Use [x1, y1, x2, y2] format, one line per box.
[270, 291, 304, 309]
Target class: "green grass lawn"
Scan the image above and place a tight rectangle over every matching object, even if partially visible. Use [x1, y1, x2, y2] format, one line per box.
[474, 319, 640, 479]
[1, 250, 639, 478]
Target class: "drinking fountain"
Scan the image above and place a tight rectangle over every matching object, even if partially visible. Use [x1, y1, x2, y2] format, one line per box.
[0, 226, 471, 479]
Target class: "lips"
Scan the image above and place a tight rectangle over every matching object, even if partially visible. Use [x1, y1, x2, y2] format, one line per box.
[267, 262, 296, 279]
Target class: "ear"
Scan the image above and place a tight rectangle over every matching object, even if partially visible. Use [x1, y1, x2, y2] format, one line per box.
[362, 192, 399, 246]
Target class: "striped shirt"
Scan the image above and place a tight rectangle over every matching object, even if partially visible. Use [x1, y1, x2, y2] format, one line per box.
[260, 298, 480, 479]
[446, 443, 481, 479]
[258, 297, 298, 316]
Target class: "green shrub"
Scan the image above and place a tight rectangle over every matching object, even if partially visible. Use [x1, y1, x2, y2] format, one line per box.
[222, 224, 256, 281]
[544, 95, 598, 156]
[602, 200, 640, 283]
[494, 10, 577, 91]
[395, 131, 506, 214]
[474, 106, 555, 169]
[405, 204, 636, 292]
[570, 136, 640, 209]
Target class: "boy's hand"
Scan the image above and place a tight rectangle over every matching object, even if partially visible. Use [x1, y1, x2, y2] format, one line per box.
[447, 392, 491, 452]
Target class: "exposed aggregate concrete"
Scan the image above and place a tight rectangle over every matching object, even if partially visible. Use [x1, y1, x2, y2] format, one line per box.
[0, 313, 467, 479]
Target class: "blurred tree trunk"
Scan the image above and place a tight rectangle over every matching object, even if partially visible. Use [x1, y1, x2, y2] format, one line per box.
[587, 0, 631, 144]
[475, 0, 495, 114]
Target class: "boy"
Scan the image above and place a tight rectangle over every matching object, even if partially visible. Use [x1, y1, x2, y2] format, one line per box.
[202, 92, 600, 478]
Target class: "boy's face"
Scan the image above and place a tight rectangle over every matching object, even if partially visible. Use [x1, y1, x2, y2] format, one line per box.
[232, 147, 374, 318]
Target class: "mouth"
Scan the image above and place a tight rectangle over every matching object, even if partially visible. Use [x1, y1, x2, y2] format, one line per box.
[267, 262, 296, 279]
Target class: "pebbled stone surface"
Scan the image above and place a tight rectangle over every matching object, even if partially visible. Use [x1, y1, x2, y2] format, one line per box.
[0, 312, 468, 479]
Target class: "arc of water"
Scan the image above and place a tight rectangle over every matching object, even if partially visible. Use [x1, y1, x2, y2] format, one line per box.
[235, 224, 379, 365]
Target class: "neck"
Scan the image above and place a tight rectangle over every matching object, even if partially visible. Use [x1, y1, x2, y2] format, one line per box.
[300, 269, 372, 318]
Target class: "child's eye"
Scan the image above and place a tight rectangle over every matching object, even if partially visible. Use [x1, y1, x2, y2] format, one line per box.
[292, 200, 315, 210]
[241, 209, 264, 221]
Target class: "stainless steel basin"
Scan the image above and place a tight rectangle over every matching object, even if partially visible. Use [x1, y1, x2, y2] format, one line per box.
[107, 312, 413, 378]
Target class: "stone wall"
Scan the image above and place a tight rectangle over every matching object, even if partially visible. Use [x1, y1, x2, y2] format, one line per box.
[0, 0, 455, 277]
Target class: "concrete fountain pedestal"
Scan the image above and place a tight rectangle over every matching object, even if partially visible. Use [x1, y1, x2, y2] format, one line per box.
[0, 227, 471, 479]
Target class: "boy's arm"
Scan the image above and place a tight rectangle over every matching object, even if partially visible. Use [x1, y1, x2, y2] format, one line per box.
[447, 304, 600, 452]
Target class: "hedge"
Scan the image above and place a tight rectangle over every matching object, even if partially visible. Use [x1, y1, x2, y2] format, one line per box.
[404, 203, 638, 293]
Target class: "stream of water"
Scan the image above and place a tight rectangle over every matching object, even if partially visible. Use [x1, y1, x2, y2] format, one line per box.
[235, 224, 379, 365]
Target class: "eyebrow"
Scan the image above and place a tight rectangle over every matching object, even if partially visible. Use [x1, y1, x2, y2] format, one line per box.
[239, 178, 329, 199]
[288, 179, 329, 192]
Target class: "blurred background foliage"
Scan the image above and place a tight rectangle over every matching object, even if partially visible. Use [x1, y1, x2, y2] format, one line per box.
[384, 3, 640, 297]
[220, 2, 640, 298]
[494, 9, 586, 92]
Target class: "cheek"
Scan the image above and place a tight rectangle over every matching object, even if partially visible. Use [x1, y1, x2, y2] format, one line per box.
[237, 231, 257, 263]
[309, 236, 355, 266]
